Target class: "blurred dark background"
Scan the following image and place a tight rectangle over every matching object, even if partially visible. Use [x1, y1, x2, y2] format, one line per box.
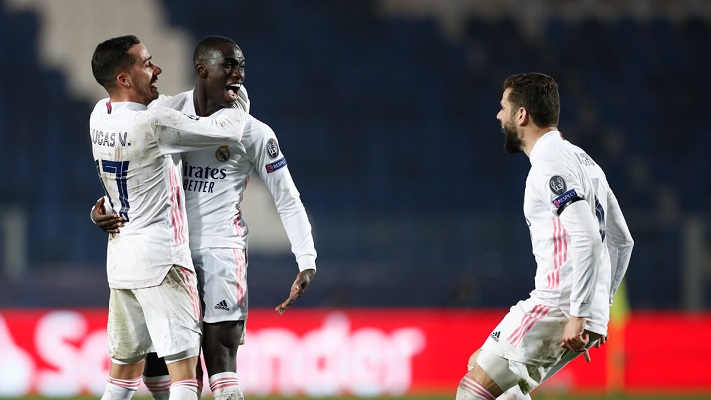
[0, 0, 709, 311]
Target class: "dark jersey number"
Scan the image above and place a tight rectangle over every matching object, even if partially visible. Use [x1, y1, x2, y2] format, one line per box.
[95, 159, 130, 222]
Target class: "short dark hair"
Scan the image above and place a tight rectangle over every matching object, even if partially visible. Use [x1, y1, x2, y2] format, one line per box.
[91, 35, 141, 91]
[193, 35, 238, 65]
[503, 72, 560, 128]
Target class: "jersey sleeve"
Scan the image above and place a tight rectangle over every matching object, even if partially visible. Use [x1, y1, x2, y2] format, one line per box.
[531, 163, 601, 318]
[559, 199, 603, 317]
[530, 163, 585, 217]
[149, 102, 246, 154]
[604, 189, 634, 304]
[249, 122, 317, 271]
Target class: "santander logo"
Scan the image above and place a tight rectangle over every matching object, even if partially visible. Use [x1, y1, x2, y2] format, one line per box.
[0, 310, 425, 397]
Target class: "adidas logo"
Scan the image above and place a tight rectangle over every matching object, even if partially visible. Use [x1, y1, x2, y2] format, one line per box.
[214, 300, 230, 311]
[489, 331, 500, 342]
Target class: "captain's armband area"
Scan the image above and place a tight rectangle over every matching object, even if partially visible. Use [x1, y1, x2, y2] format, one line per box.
[553, 189, 583, 216]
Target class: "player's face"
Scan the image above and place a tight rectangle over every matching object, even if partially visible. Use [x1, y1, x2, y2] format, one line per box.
[126, 44, 162, 105]
[497, 89, 523, 154]
[203, 43, 245, 108]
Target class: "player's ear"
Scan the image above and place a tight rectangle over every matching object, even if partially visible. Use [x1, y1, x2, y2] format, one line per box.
[116, 72, 131, 89]
[196, 62, 207, 78]
[517, 107, 528, 126]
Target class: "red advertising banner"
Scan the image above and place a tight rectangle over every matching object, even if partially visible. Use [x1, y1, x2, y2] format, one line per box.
[0, 308, 710, 397]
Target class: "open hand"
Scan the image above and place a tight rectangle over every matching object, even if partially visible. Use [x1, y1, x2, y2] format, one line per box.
[275, 269, 315, 315]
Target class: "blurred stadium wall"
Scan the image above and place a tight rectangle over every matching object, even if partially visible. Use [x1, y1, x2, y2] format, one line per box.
[0, 0, 710, 311]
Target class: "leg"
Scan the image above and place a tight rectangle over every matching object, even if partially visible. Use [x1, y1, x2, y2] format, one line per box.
[459, 350, 531, 400]
[136, 267, 202, 400]
[457, 349, 507, 400]
[203, 320, 245, 400]
[166, 355, 199, 382]
[202, 321, 244, 374]
[458, 299, 571, 399]
[166, 356, 201, 400]
[195, 248, 248, 400]
[104, 289, 151, 400]
[101, 360, 145, 400]
[143, 353, 171, 400]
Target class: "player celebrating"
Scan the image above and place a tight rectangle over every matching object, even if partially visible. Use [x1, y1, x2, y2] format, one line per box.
[90, 35, 248, 400]
[456, 73, 633, 400]
[93, 36, 316, 400]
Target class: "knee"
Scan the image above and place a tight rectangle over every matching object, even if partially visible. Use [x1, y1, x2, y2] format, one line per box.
[467, 349, 482, 371]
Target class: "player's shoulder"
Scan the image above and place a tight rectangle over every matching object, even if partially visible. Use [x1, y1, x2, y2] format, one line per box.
[91, 98, 110, 114]
[240, 115, 277, 151]
[245, 114, 275, 136]
[136, 104, 186, 128]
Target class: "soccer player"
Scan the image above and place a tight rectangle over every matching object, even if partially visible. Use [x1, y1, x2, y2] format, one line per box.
[89, 35, 248, 400]
[93, 36, 317, 400]
[456, 73, 634, 400]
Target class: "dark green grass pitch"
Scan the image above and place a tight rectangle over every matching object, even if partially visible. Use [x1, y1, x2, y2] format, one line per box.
[5, 394, 711, 400]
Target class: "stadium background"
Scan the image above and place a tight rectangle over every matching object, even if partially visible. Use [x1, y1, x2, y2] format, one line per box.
[0, 0, 710, 398]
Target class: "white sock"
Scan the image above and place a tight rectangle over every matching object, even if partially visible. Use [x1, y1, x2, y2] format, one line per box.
[456, 374, 496, 400]
[169, 379, 200, 400]
[143, 375, 171, 400]
[209, 372, 243, 400]
[101, 376, 140, 400]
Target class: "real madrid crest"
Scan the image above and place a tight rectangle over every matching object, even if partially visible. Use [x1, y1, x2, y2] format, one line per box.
[266, 138, 280, 159]
[215, 145, 231, 162]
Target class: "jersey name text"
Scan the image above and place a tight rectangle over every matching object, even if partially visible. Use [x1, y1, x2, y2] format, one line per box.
[90, 129, 130, 147]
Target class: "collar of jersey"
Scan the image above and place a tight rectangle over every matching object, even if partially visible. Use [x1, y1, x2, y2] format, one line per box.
[109, 101, 149, 112]
[529, 130, 561, 164]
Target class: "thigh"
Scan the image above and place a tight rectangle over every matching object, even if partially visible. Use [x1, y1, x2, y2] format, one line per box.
[202, 320, 245, 375]
[135, 266, 202, 362]
[107, 288, 152, 363]
[196, 247, 248, 326]
[480, 298, 569, 393]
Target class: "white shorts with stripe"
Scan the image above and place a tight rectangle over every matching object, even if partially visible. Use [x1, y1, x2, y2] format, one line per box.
[193, 247, 248, 324]
[107, 266, 202, 364]
[480, 297, 573, 393]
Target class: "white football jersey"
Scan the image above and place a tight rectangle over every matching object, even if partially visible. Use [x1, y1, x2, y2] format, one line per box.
[523, 131, 629, 335]
[156, 91, 317, 271]
[90, 99, 246, 289]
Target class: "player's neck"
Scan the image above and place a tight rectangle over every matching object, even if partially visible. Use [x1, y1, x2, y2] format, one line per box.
[523, 127, 557, 157]
[192, 90, 221, 117]
[109, 89, 152, 106]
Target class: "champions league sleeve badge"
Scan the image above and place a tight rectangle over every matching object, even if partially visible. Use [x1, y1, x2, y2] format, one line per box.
[266, 138, 280, 159]
[215, 145, 231, 162]
[549, 175, 582, 213]
[548, 175, 566, 195]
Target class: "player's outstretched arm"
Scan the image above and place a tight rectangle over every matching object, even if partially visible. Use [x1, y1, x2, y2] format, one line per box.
[90, 197, 124, 234]
[275, 269, 316, 315]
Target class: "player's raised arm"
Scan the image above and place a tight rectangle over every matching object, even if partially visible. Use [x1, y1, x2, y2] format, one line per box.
[150, 94, 247, 154]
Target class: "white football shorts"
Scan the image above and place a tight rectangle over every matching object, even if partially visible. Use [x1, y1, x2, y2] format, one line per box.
[107, 266, 202, 364]
[193, 247, 248, 325]
[479, 297, 597, 394]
